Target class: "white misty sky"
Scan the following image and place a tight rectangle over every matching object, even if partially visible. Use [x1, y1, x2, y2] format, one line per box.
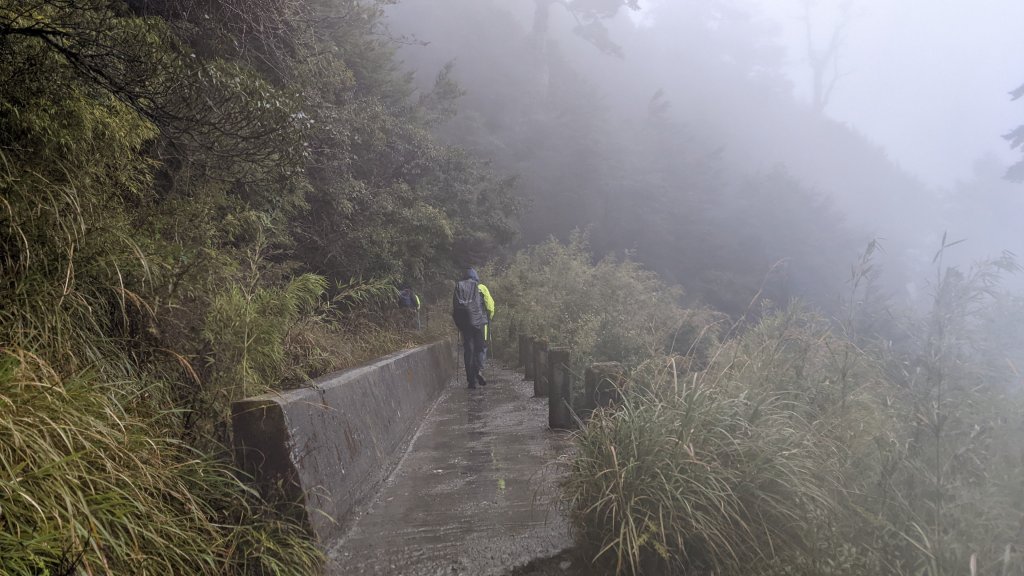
[635, 0, 1024, 187]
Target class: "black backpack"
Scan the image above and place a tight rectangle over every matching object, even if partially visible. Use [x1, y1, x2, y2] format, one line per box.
[452, 279, 484, 329]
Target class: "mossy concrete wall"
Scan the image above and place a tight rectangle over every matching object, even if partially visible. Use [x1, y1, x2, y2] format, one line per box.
[231, 341, 455, 547]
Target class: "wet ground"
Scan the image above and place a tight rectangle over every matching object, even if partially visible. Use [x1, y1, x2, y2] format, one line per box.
[502, 549, 592, 576]
[326, 364, 575, 576]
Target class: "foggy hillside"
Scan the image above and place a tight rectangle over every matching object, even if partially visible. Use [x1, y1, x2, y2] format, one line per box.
[385, 0, 1024, 309]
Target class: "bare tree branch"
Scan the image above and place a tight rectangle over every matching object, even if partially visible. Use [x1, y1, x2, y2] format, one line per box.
[801, 0, 853, 114]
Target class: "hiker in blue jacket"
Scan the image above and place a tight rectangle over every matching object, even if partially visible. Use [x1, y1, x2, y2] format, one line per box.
[397, 285, 422, 330]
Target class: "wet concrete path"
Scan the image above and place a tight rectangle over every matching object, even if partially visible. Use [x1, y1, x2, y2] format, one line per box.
[326, 365, 573, 576]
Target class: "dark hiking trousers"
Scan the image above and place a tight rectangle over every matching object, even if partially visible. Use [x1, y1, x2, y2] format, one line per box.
[461, 325, 486, 387]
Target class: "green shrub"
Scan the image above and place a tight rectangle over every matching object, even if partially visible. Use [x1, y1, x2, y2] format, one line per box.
[483, 234, 726, 379]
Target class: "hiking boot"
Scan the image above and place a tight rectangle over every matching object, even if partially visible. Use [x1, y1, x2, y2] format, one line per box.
[477, 374, 487, 386]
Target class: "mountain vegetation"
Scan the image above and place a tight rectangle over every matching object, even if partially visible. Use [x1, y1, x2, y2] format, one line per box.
[489, 237, 1024, 575]
[0, 0, 514, 572]
[2, 0, 1022, 574]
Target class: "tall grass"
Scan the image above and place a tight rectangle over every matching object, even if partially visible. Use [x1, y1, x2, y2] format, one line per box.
[567, 305, 883, 575]
[0, 349, 321, 575]
[567, 364, 840, 575]
[880, 245, 1024, 576]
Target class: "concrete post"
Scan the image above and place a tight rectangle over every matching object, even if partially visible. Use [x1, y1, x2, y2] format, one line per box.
[505, 320, 517, 362]
[584, 362, 625, 418]
[532, 338, 549, 397]
[518, 334, 530, 369]
[524, 335, 536, 381]
[548, 347, 572, 430]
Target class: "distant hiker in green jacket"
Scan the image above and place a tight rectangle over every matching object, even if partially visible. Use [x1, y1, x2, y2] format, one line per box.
[452, 268, 494, 389]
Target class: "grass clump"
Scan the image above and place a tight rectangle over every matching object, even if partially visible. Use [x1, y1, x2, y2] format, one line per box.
[0, 350, 321, 575]
[567, 306, 876, 575]
[567, 365, 840, 575]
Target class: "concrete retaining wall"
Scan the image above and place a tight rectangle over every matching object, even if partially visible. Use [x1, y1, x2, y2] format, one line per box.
[231, 340, 455, 547]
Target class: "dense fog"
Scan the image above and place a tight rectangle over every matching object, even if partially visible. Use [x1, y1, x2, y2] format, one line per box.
[385, 0, 1024, 310]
